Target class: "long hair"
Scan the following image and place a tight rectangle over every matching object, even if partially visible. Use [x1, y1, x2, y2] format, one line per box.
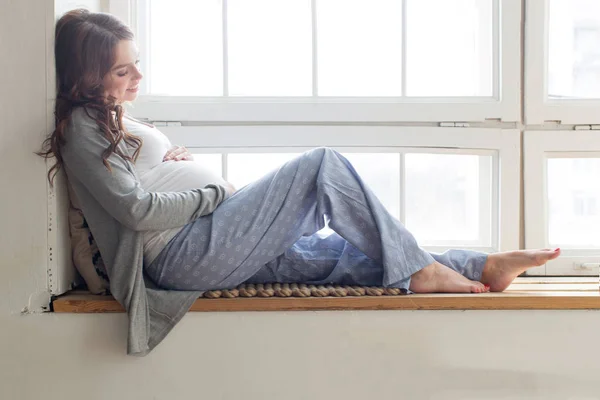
[38, 9, 142, 186]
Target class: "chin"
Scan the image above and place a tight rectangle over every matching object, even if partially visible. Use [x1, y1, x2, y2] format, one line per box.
[124, 93, 138, 102]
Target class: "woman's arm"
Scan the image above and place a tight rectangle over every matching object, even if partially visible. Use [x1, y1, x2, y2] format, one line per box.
[61, 112, 229, 231]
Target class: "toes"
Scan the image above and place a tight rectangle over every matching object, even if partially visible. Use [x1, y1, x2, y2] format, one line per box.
[470, 282, 487, 293]
[536, 248, 561, 264]
[543, 248, 560, 256]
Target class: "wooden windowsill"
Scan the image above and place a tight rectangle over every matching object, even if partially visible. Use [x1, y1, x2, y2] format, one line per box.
[52, 277, 600, 313]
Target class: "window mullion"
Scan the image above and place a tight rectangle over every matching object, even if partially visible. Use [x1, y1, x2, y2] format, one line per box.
[223, 153, 229, 181]
[137, 0, 151, 94]
[399, 151, 406, 224]
[491, 0, 500, 99]
[222, 0, 229, 97]
[311, 0, 318, 97]
[401, 0, 407, 97]
[478, 154, 494, 249]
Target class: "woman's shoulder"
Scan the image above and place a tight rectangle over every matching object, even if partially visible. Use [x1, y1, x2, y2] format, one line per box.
[66, 106, 101, 132]
[62, 107, 107, 148]
[69, 106, 102, 128]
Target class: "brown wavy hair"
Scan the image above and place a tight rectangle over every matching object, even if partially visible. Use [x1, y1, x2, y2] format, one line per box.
[38, 9, 142, 186]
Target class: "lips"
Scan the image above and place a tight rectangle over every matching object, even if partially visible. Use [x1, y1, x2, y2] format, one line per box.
[127, 86, 139, 92]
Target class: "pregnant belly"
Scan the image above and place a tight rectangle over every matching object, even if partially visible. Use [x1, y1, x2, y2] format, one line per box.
[139, 160, 229, 192]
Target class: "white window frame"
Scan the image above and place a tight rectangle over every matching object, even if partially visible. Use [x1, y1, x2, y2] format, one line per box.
[525, 0, 600, 125]
[46, 166, 77, 296]
[48, 1, 525, 296]
[109, 0, 521, 123]
[163, 125, 521, 252]
[524, 130, 600, 276]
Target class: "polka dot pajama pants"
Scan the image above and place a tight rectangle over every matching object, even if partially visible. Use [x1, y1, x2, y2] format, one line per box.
[146, 147, 488, 292]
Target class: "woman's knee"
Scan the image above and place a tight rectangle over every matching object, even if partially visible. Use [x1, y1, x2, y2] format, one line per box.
[310, 146, 335, 156]
[304, 147, 338, 165]
[299, 147, 349, 178]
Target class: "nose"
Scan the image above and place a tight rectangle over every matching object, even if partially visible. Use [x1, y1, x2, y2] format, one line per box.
[133, 63, 143, 80]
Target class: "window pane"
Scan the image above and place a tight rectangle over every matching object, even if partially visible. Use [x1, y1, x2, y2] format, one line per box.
[405, 154, 490, 244]
[227, 153, 301, 189]
[548, 0, 600, 99]
[406, 0, 493, 97]
[190, 153, 223, 178]
[149, 0, 223, 96]
[228, 0, 312, 96]
[547, 158, 600, 247]
[342, 153, 400, 219]
[317, 0, 403, 96]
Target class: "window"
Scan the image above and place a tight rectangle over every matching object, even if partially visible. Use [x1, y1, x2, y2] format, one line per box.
[109, 0, 521, 122]
[548, 159, 600, 246]
[526, 0, 600, 124]
[144, 0, 493, 98]
[524, 131, 600, 276]
[48, 0, 526, 295]
[548, 0, 600, 100]
[524, 0, 600, 277]
[404, 152, 493, 248]
[54, 0, 583, 297]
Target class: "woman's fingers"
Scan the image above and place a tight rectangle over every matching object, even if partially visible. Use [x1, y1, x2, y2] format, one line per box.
[163, 146, 192, 161]
[163, 146, 180, 161]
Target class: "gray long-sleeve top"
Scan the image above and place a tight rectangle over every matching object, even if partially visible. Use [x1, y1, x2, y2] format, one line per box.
[61, 107, 228, 356]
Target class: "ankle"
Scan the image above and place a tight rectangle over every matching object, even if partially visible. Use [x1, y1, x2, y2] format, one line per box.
[409, 262, 438, 291]
[481, 255, 497, 280]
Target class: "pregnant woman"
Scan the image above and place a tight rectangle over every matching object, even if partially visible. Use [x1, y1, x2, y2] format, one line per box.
[39, 9, 560, 355]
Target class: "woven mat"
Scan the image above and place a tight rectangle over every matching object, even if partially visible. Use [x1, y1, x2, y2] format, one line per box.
[203, 283, 408, 299]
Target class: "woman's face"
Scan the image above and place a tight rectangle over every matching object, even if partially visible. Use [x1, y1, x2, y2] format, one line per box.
[102, 40, 143, 103]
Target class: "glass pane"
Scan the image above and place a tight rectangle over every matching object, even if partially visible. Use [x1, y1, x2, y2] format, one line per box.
[228, 0, 312, 96]
[342, 153, 400, 219]
[406, 0, 493, 97]
[317, 0, 403, 96]
[547, 158, 600, 247]
[190, 153, 223, 178]
[314, 153, 400, 237]
[405, 154, 490, 244]
[227, 153, 301, 189]
[548, 0, 600, 99]
[149, 0, 223, 96]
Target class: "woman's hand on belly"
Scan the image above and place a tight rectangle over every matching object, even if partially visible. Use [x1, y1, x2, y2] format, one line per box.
[158, 146, 236, 196]
[163, 145, 194, 162]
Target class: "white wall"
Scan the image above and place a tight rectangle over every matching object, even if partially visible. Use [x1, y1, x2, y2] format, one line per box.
[2, 1, 600, 399]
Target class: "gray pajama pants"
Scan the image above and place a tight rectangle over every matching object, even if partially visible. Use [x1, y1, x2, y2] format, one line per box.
[146, 147, 488, 292]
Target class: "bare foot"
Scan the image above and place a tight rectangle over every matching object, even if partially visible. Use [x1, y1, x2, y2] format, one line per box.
[481, 248, 561, 292]
[410, 262, 489, 294]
